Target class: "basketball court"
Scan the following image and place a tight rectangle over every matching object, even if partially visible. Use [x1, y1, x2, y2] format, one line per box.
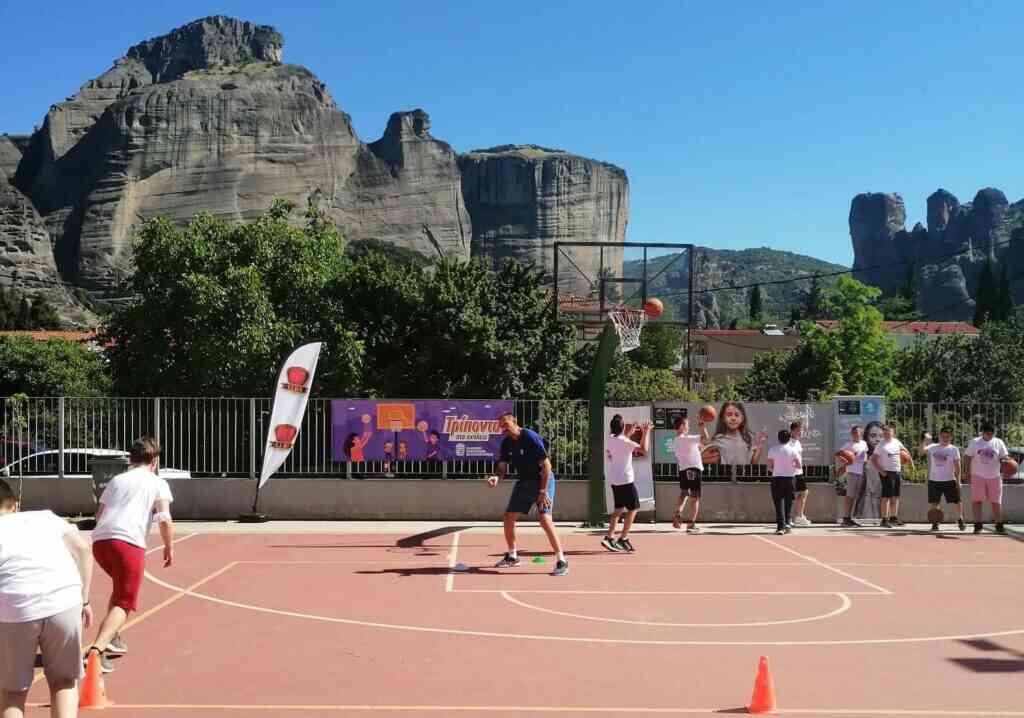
[26, 521, 1024, 716]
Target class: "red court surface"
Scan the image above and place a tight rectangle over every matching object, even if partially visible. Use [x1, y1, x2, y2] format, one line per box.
[28, 522, 1024, 716]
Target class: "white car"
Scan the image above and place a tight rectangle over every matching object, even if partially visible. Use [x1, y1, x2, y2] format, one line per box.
[0, 449, 191, 479]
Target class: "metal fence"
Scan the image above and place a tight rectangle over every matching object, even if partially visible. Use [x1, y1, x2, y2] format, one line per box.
[3, 397, 1022, 481]
[0, 397, 590, 480]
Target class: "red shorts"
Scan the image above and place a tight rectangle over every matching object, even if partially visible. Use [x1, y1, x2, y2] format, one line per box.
[92, 539, 146, 612]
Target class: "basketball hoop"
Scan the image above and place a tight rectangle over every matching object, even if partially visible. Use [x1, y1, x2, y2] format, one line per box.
[608, 306, 647, 352]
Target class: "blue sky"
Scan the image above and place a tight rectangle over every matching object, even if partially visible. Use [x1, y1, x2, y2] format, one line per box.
[3, 1, 1021, 266]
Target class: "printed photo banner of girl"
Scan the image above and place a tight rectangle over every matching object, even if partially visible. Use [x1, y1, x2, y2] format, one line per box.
[673, 401, 831, 466]
[330, 400, 514, 462]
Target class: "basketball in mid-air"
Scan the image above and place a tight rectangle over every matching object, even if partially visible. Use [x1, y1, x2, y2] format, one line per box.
[698, 405, 717, 423]
[644, 298, 664, 318]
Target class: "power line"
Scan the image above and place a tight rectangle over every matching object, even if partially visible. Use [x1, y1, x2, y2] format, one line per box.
[658, 235, 1017, 302]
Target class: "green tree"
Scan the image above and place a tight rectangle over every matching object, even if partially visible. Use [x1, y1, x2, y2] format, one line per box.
[973, 259, 998, 327]
[0, 337, 112, 396]
[739, 277, 896, 400]
[606, 360, 694, 402]
[104, 201, 364, 396]
[629, 323, 683, 370]
[801, 275, 826, 320]
[993, 263, 1013, 322]
[749, 285, 763, 322]
[875, 263, 923, 321]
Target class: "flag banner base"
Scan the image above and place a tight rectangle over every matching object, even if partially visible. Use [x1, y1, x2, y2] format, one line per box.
[238, 512, 271, 523]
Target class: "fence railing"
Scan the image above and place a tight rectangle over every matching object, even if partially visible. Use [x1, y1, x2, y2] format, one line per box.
[3, 397, 1022, 481]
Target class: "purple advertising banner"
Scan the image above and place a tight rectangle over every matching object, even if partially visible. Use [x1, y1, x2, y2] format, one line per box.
[331, 400, 513, 462]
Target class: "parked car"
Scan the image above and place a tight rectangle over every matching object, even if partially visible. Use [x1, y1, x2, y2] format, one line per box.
[0, 449, 191, 479]
[0, 438, 51, 468]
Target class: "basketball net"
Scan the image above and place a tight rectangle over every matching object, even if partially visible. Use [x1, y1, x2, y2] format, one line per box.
[608, 306, 647, 353]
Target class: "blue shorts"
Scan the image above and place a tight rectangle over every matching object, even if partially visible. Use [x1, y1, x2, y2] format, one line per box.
[506, 477, 556, 515]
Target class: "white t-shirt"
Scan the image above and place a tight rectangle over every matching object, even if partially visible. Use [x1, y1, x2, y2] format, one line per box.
[672, 434, 704, 471]
[923, 443, 960, 482]
[605, 434, 640, 486]
[875, 439, 906, 472]
[93, 467, 174, 549]
[767, 443, 800, 478]
[966, 437, 1009, 480]
[789, 439, 803, 476]
[0, 511, 82, 623]
[840, 440, 868, 474]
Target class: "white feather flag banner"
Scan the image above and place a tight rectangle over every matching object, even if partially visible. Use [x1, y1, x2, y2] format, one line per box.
[258, 342, 323, 488]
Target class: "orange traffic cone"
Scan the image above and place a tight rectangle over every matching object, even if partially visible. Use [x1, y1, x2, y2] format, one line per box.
[79, 651, 112, 709]
[747, 655, 777, 714]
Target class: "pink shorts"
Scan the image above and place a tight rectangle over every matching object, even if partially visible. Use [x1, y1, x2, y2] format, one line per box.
[971, 476, 1003, 503]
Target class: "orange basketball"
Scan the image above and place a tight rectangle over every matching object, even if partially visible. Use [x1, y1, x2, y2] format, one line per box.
[644, 298, 664, 318]
[836, 449, 855, 466]
[698, 405, 717, 423]
[899, 448, 912, 465]
[1001, 458, 1018, 478]
[700, 445, 720, 465]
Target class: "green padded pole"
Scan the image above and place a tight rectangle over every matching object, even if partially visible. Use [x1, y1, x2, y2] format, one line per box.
[585, 324, 618, 527]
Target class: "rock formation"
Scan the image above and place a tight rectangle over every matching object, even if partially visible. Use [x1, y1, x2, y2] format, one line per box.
[2, 17, 627, 321]
[850, 188, 1024, 320]
[459, 145, 628, 296]
[0, 169, 90, 323]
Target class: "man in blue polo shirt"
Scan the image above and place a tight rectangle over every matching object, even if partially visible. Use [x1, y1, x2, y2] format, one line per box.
[486, 412, 568, 576]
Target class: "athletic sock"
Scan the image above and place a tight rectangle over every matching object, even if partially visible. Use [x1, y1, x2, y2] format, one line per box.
[508, 550, 517, 559]
[557, 552, 566, 562]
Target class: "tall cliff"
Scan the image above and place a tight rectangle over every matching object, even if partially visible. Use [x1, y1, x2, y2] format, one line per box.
[459, 145, 628, 296]
[2, 17, 628, 322]
[849, 188, 1024, 320]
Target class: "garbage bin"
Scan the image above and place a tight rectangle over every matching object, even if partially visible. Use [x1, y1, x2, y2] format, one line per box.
[76, 456, 130, 530]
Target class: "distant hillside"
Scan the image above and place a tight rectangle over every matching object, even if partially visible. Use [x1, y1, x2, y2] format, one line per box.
[623, 247, 848, 327]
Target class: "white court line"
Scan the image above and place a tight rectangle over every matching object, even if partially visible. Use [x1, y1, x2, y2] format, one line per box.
[22, 705, 1024, 715]
[500, 590, 853, 627]
[445, 531, 461, 593]
[143, 571, 1024, 645]
[755, 536, 893, 595]
[454, 589, 884, 595]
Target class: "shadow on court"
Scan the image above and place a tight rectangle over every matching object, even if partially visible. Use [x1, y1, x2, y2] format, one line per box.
[950, 638, 1024, 673]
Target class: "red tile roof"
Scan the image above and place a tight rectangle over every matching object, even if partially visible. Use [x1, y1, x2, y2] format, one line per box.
[0, 330, 98, 342]
[814, 320, 979, 334]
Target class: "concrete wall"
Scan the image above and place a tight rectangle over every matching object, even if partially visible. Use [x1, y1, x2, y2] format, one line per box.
[15, 478, 1024, 523]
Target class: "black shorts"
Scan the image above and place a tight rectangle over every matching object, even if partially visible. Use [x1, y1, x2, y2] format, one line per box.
[794, 476, 808, 493]
[506, 478, 556, 515]
[880, 471, 902, 498]
[679, 468, 702, 497]
[611, 483, 639, 510]
[928, 481, 961, 504]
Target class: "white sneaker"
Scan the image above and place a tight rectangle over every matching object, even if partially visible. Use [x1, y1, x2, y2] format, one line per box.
[793, 515, 813, 527]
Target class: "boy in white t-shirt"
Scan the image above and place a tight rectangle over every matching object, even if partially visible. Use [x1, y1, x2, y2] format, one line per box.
[0, 478, 94, 718]
[837, 425, 869, 527]
[602, 415, 651, 552]
[671, 415, 709, 534]
[920, 427, 965, 532]
[871, 425, 914, 529]
[85, 437, 174, 673]
[964, 421, 1010, 534]
[766, 430, 801, 535]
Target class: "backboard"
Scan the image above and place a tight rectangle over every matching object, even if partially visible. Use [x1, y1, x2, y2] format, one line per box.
[553, 241, 695, 330]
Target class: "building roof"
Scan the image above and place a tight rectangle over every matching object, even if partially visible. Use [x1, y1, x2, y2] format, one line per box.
[0, 330, 98, 342]
[814, 320, 979, 335]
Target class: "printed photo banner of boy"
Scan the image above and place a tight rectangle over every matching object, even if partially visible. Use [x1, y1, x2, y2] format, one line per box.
[652, 401, 830, 466]
[330, 400, 514, 462]
[603, 405, 655, 513]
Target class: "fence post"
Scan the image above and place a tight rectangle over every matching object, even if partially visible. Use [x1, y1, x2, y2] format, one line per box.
[153, 397, 161, 446]
[249, 398, 257, 482]
[57, 397, 65, 480]
[442, 461, 448, 480]
[925, 402, 934, 435]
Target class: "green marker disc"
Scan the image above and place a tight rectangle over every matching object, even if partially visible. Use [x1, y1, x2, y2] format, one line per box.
[532, 556, 545, 564]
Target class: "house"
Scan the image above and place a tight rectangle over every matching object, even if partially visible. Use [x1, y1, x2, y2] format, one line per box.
[684, 325, 800, 384]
